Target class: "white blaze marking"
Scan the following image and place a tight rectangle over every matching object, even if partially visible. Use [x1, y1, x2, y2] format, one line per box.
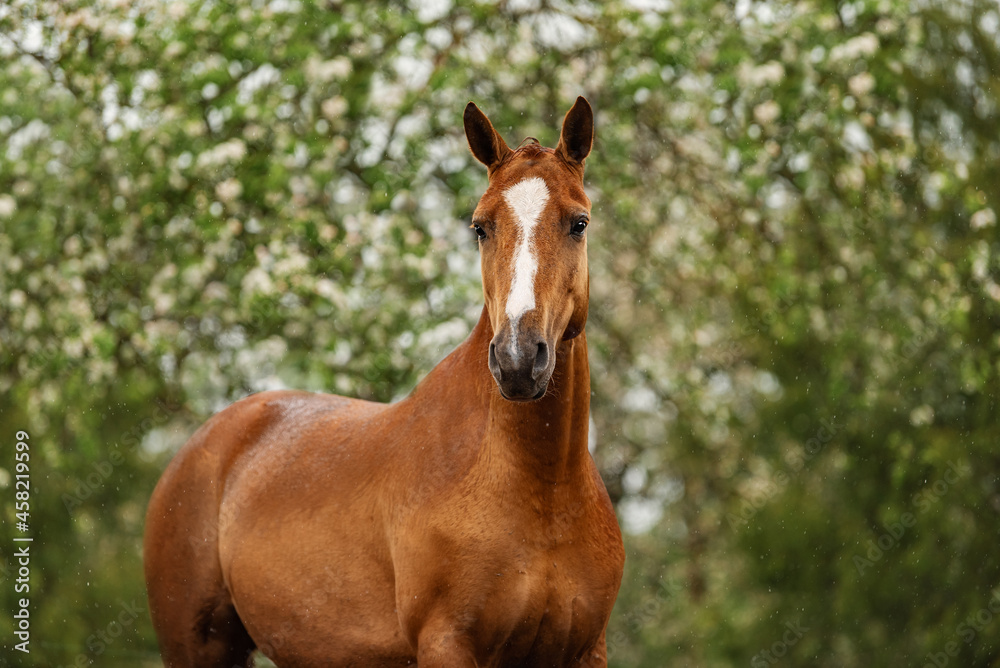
[503, 176, 549, 325]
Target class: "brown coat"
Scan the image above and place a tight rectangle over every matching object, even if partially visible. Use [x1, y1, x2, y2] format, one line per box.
[144, 97, 624, 667]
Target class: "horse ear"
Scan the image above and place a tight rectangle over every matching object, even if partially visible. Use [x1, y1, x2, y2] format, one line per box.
[555, 96, 594, 166]
[464, 102, 512, 170]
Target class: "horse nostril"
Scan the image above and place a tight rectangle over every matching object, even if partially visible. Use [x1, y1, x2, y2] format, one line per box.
[531, 342, 549, 379]
[489, 342, 501, 379]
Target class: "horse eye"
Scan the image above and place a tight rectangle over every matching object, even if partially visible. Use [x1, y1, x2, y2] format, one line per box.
[473, 224, 487, 241]
[570, 218, 588, 237]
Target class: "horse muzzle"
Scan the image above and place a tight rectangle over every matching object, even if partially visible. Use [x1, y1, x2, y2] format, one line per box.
[488, 326, 555, 402]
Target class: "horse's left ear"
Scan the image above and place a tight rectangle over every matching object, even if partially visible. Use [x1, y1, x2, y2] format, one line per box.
[555, 96, 594, 167]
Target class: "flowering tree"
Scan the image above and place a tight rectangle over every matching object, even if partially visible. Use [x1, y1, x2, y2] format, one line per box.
[1, 0, 998, 665]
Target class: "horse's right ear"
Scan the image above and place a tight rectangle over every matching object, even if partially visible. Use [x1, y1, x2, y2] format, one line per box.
[464, 102, 512, 171]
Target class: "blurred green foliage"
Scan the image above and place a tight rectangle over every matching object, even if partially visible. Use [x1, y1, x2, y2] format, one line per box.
[1, 0, 999, 665]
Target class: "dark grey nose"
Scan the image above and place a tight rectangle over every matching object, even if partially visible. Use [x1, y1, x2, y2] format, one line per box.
[488, 329, 553, 401]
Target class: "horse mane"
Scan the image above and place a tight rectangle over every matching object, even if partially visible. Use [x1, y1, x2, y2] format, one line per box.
[514, 137, 551, 158]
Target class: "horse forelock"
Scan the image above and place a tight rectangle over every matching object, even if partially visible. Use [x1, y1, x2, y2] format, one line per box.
[514, 141, 549, 158]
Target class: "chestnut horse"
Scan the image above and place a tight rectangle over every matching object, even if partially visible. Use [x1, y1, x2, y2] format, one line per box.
[144, 97, 624, 667]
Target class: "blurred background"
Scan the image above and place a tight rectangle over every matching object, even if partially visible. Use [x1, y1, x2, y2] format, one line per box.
[1, 0, 999, 665]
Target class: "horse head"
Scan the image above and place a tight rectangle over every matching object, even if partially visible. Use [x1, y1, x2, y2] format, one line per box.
[464, 97, 593, 402]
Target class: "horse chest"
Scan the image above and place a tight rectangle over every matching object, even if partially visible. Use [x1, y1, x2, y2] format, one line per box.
[397, 493, 620, 665]
[475, 550, 611, 658]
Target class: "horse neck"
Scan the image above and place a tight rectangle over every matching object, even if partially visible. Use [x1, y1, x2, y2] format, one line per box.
[466, 307, 592, 486]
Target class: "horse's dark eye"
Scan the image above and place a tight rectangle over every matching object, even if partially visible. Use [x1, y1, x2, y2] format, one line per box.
[473, 224, 487, 241]
[570, 218, 588, 237]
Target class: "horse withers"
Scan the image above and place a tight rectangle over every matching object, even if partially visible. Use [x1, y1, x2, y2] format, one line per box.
[144, 96, 625, 667]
